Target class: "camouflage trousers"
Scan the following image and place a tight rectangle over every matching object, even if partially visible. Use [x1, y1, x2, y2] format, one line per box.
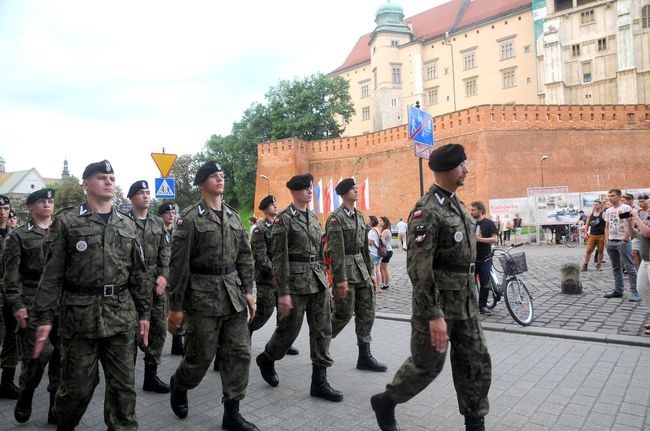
[173, 310, 250, 402]
[16, 313, 60, 393]
[249, 282, 277, 333]
[386, 317, 491, 417]
[55, 331, 138, 430]
[331, 280, 376, 344]
[0, 303, 18, 368]
[264, 290, 333, 367]
[143, 291, 167, 366]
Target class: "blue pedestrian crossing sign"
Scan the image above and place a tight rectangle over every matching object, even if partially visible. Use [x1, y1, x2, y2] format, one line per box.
[408, 105, 434, 147]
[155, 177, 175, 199]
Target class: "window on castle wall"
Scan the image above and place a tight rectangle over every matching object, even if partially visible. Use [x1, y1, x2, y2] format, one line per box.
[465, 78, 478, 96]
[362, 106, 371, 121]
[361, 83, 369, 98]
[502, 69, 516, 88]
[425, 63, 438, 80]
[582, 61, 592, 83]
[597, 38, 607, 51]
[571, 44, 580, 57]
[500, 41, 514, 60]
[392, 66, 401, 83]
[463, 52, 476, 70]
[580, 9, 594, 25]
[427, 88, 439, 105]
[642, 5, 650, 29]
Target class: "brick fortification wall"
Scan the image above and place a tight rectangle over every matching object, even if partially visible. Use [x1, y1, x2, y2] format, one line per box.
[255, 104, 650, 224]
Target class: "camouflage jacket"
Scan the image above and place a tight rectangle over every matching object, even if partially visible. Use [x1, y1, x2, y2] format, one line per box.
[271, 204, 329, 296]
[127, 210, 170, 286]
[167, 200, 253, 316]
[250, 217, 274, 285]
[0, 229, 12, 307]
[325, 206, 372, 284]
[33, 203, 151, 338]
[3, 221, 47, 313]
[407, 184, 477, 322]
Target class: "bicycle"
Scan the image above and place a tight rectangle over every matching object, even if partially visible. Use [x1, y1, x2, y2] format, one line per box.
[562, 224, 581, 248]
[476, 243, 535, 326]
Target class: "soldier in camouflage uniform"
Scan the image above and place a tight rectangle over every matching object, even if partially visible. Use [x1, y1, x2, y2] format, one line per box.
[248, 195, 299, 355]
[32, 160, 152, 431]
[4, 188, 60, 424]
[167, 161, 258, 431]
[371, 144, 492, 431]
[158, 202, 185, 356]
[256, 173, 343, 402]
[126, 180, 171, 393]
[327, 178, 387, 372]
[0, 194, 20, 400]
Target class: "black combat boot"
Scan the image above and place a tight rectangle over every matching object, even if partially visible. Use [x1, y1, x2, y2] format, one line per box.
[143, 364, 170, 393]
[56, 426, 75, 431]
[286, 346, 299, 355]
[0, 367, 20, 399]
[14, 386, 34, 423]
[171, 334, 184, 356]
[48, 391, 57, 424]
[465, 416, 485, 431]
[357, 343, 388, 372]
[370, 392, 400, 431]
[309, 364, 343, 402]
[256, 353, 279, 387]
[222, 399, 259, 431]
[169, 376, 188, 418]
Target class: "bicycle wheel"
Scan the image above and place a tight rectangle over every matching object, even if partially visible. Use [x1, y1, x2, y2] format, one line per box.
[504, 278, 535, 326]
[564, 228, 579, 248]
[486, 278, 498, 309]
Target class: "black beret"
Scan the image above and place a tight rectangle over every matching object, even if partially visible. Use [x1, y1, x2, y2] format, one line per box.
[428, 144, 467, 172]
[286, 173, 313, 191]
[82, 159, 114, 179]
[335, 178, 356, 196]
[157, 202, 175, 215]
[8, 209, 16, 218]
[258, 195, 276, 211]
[127, 180, 149, 198]
[26, 188, 55, 205]
[194, 161, 223, 186]
[0, 195, 10, 206]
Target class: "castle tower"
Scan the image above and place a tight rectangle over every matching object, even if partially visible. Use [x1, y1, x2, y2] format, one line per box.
[61, 158, 70, 179]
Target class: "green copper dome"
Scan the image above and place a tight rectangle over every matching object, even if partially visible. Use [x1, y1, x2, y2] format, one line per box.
[373, 1, 410, 37]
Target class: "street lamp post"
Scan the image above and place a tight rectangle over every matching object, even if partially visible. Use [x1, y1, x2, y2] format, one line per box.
[540, 155, 549, 187]
[260, 174, 270, 195]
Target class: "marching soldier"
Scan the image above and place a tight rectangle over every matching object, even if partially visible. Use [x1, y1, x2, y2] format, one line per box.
[256, 173, 343, 402]
[32, 160, 151, 431]
[371, 144, 492, 431]
[248, 195, 299, 355]
[167, 161, 258, 431]
[158, 202, 184, 356]
[126, 180, 171, 393]
[327, 178, 386, 372]
[0, 194, 20, 400]
[4, 188, 59, 423]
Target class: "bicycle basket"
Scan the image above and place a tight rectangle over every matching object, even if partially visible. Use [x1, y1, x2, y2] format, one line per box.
[498, 252, 527, 276]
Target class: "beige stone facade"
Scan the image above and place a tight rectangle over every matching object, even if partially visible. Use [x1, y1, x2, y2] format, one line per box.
[536, 0, 650, 105]
[330, 0, 539, 136]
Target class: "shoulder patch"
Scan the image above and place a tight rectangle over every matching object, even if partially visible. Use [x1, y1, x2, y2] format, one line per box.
[274, 218, 283, 225]
[176, 219, 184, 226]
[329, 218, 336, 224]
[413, 210, 422, 219]
[253, 228, 260, 233]
[5, 235, 10, 241]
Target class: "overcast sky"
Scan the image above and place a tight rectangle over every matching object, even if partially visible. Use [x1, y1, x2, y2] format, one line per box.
[0, 0, 444, 192]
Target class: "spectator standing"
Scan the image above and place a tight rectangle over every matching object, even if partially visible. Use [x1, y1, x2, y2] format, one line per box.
[396, 217, 408, 251]
[367, 216, 383, 293]
[631, 194, 649, 270]
[248, 216, 257, 239]
[501, 214, 512, 245]
[512, 213, 523, 244]
[495, 215, 503, 246]
[603, 189, 638, 301]
[470, 201, 498, 315]
[630, 208, 650, 334]
[379, 217, 393, 290]
[582, 200, 606, 271]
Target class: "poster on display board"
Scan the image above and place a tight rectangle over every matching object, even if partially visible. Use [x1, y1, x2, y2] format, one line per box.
[527, 186, 581, 225]
[581, 191, 608, 213]
[488, 197, 533, 224]
[625, 188, 650, 203]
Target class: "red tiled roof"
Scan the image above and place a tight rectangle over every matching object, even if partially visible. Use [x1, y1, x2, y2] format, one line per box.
[330, 0, 531, 74]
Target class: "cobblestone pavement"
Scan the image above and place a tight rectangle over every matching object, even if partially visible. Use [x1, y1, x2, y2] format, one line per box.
[3, 318, 650, 430]
[377, 244, 650, 337]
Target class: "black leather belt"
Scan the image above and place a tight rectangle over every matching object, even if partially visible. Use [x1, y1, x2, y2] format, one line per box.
[609, 239, 622, 242]
[143, 258, 157, 267]
[289, 255, 319, 263]
[191, 263, 237, 275]
[345, 247, 363, 255]
[64, 283, 128, 297]
[432, 262, 476, 274]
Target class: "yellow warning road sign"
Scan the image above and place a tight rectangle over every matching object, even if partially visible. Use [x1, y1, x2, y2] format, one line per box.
[151, 153, 177, 177]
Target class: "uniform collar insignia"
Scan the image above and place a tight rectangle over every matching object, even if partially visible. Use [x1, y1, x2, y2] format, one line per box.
[27, 222, 33, 231]
[290, 206, 297, 216]
[127, 210, 135, 219]
[435, 192, 446, 205]
[225, 206, 232, 216]
[344, 207, 351, 217]
[265, 221, 272, 228]
[79, 203, 88, 215]
[197, 203, 206, 216]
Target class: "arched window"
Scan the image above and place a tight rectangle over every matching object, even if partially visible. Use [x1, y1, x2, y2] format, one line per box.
[643, 5, 650, 29]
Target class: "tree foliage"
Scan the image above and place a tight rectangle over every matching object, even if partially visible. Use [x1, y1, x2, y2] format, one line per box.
[51, 177, 85, 209]
[169, 153, 202, 210]
[200, 73, 354, 210]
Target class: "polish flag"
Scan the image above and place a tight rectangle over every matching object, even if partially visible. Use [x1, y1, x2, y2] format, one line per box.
[358, 178, 370, 210]
[333, 176, 343, 209]
[324, 178, 332, 214]
[314, 179, 323, 213]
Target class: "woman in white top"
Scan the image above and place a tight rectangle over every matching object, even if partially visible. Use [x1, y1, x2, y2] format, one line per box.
[379, 217, 393, 290]
[367, 215, 382, 293]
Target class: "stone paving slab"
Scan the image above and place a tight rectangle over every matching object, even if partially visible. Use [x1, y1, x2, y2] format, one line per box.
[377, 245, 650, 337]
[3, 318, 650, 430]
